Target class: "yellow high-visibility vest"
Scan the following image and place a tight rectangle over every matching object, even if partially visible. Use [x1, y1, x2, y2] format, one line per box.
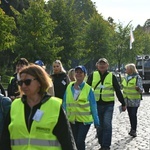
[9, 97, 62, 150]
[92, 71, 114, 102]
[122, 77, 141, 99]
[66, 82, 93, 123]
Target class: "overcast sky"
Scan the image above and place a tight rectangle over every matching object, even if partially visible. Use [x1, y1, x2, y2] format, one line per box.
[91, 0, 150, 28]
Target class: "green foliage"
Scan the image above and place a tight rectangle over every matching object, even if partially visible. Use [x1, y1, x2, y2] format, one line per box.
[15, 0, 63, 63]
[0, 8, 16, 51]
[1, 74, 10, 84]
[134, 27, 150, 55]
[109, 22, 133, 69]
[74, 0, 97, 21]
[84, 13, 115, 63]
[9, 0, 30, 12]
[1, 0, 150, 74]
[47, 0, 84, 68]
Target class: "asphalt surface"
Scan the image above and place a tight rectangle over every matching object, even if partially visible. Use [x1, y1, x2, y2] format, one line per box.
[85, 94, 150, 150]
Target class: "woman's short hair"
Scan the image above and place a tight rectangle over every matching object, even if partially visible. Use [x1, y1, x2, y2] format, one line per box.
[19, 64, 52, 96]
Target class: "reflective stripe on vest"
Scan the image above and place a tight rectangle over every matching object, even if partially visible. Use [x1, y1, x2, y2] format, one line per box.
[66, 103, 90, 107]
[66, 82, 93, 123]
[9, 97, 62, 150]
[122, 77, 141, 99]
[11, 139, 61, 146]
[92, 72, 114, 102]
[67, 111, 91, 116]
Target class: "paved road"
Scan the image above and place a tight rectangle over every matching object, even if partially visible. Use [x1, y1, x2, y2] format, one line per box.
[85, 94, 150, 150]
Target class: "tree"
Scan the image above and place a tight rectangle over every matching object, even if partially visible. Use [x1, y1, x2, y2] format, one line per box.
[0, 8, 16, 76]
[0, 8, 16, 51]
[74, 0, 97, 21]
[47, 0, 83, 68]
[83, 13, 115, 72]
[15, 0, 62, 63]
[134, 26, 150, 55]
[107, 21, 142, 73]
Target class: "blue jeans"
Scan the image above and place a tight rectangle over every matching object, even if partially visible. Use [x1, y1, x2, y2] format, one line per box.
[97, 104, 114, 148]
[70, 122, 91, 150]
[127, 107, 138, 131]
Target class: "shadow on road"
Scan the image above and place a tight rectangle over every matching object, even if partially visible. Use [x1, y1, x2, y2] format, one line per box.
[111, 136, 135, 150]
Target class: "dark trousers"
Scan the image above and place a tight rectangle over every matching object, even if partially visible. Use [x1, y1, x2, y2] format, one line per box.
[127, 107, 138, 131]
[70, 122, 91, 150]
[97, 104, 114, 148]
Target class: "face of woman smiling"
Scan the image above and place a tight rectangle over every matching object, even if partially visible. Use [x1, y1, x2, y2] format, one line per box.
[75, 69, 85, 82]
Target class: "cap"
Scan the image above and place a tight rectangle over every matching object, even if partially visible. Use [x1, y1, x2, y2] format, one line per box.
[75, 65, 87, 74]
[97, 58, 109, 64]
[16, 58, 29, 66]
[35, 60, 44, 67]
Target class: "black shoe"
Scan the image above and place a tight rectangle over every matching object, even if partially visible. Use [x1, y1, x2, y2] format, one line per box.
[128, 130, 132, 135]
[129, 129, 134, 135]
[129, 130, 137, 137]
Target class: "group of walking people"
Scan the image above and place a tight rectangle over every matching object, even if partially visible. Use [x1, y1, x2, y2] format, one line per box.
[0, 57, 143, 150]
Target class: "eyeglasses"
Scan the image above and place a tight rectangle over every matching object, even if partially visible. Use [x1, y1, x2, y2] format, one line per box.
[18, 79, 36, 86]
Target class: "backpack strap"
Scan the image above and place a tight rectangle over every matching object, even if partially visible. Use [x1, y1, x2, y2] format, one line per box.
[93, 71, 101, 90]
[94, 80, 101, 90]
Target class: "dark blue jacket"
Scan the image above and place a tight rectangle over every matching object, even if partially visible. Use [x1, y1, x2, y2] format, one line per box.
[0, 94, 11, 139]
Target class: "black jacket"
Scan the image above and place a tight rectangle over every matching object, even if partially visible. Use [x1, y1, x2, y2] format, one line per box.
[0, 94, 77, 150]
[51, 72, 70, 99]
[7, 73, 20, 98]
[0, 84, 6, 96]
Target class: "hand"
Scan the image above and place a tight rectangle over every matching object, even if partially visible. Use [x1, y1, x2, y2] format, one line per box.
[94, 125, 100, 129]
[94, 125, 100, 134]
[122, 106, 126, 111]
[10, 96, 15, 101]
[135, 86, 139, 91]
[95, 125, 100, 139]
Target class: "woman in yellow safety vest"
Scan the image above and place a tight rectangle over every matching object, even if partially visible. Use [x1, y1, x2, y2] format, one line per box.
[0, 64, 77, 150]
[63, 65, 100, 150]
[122, 63, 143, 137]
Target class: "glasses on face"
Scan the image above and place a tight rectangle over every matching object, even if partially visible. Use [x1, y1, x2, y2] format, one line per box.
[18, 79, 36, 86]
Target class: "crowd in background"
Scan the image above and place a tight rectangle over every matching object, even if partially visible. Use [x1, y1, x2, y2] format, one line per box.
[0, 57, 143, 150]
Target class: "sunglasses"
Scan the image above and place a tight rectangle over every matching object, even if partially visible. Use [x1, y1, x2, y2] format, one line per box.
[18, 79, 36, 86]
